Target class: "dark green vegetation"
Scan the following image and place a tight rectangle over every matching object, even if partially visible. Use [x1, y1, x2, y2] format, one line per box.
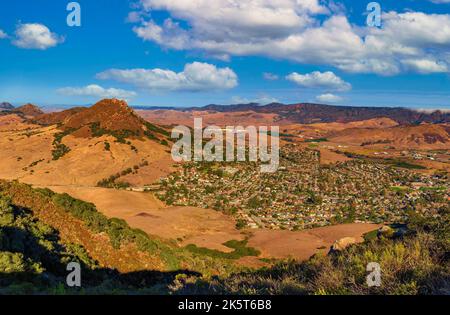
[143, 121, 170, 145]
[0, 194, 103, 294]
[0, 181, 245, 294]
[90, 122, 137, 144]
[361, 139, 392, 146]
[235, 219, 247, 230]
[22, 159, 45, 172]
[96, 161, 149, 188]
[28, 159, 45, 168]
[90, 121, 171, 146]
[20, 130, 44, 138]
[90, 122, 140, 153]
[52, 129, 75, 160]
[389, 160, 427, 170]
[305, 138, 328, 143]
[185, 239, 260, 260]
[21, 186, 182, 269]
[338, 151, 427, 170]
[0, 192, 204, 294]
[362, 229, 379, 242]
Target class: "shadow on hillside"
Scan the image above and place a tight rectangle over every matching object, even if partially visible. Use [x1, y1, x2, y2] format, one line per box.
[0, 224, 201, 293]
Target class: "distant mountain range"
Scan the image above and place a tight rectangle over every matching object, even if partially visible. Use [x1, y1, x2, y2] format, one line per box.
[132, 102, 450, 125]
[170, 103, 450, 125]
[0, 102, 14, 110]
[4, 100, 450, 125]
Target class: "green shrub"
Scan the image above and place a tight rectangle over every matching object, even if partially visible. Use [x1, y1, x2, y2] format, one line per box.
[186, 239, 260, 260]
[52, 129, 75, 160]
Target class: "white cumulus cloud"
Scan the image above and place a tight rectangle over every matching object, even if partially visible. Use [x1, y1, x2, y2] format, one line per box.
[96, 62, 238, 92]
[401, 58, 449, 74]
[0, 29, 7, 39]
[130, 1, 450, 75]
[315, 93, 343, 103]
[138, 0, 327, 41]
[263, 72, 279, 81]
[57, 84, 137, 99]
[286, 71, 351, 91]
[12, 23, 64, 50]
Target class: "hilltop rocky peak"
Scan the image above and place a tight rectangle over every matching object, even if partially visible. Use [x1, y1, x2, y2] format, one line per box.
[16, 103, 44, 117]
[91, 98, 132, 111]
[63, 98, 144, 132]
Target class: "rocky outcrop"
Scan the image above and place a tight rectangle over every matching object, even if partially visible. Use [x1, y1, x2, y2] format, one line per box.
[330, 237, 357, 252]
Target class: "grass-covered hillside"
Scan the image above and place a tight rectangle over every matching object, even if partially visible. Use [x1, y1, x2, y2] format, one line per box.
[0, 179, 448, 295]
[0, 180, 240, 294]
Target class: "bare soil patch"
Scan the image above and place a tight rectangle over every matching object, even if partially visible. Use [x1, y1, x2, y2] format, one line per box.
[318, 147, 352, 164]
[247, 223, 382, 260]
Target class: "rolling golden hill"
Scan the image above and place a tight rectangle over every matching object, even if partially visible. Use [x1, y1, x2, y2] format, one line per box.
[329, 123, 450, 149]
[0, 99, 174, 187]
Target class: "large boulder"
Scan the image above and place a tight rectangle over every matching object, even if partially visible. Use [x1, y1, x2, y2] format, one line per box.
[330, 237, 357, 252]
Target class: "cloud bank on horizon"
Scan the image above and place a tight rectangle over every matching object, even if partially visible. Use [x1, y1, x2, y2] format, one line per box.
[0, 0, 449, 109]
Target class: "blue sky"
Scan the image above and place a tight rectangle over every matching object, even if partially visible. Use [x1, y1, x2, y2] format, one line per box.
[0, 0, 449, 109]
